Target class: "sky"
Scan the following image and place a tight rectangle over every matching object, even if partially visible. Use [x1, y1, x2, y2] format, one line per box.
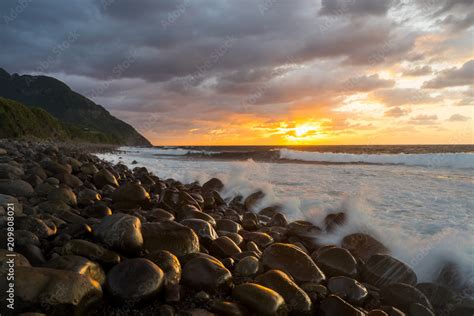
[1, 0, 473, 145]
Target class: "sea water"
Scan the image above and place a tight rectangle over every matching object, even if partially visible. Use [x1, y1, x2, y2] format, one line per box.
[97, 146, 474, 287]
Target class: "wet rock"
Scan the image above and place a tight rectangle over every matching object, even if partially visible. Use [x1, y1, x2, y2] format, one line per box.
[244, 191, 265, 212]
[320, 295, 365, 316]
[313, 246, 358, 278]
[216, 219, 242, 233]
[62, 239, 120, 266]
[241, 231, 274, 248]
[0, 250, 30, 273]
[47, 186, 77, 206]
[0, 194, 23, 214]
[416, 282, 456, 314]
[0, 179, 34, 197]
[202, 178, 224, 192]
[210, 300, 248, 316]
[41, 160, 72, 175]
[287, 221, 321, 238]
[234, 256, 259, 276]
[111, 182, 150, 208]
[342, 233, 389, 261]
[362, 254, 417, 287]
[182, 257, 233, 293]
[93, 213, 143, 254]
[0, 266, 102, 314]
[1, 229, 39, 248]
[142, 221, 200, 256]
[262, 243, 326, 284]
[145, 250, 181, 286]
[82, 202, 112, 218]
[147, 208, 175, 222]
[210, 236, 242, 258]
[0, 163, 24, 179]
[232, 283, 287, 316]
[256, 269, 312, 314]
[16, 217, 56, 238]
[380, 283, 432, 313]
[268, 213, 288, 227]
[327, 276, 368, 305]
[54, 173, 83, 188]
[44, 255, 106, 285]
[242, 212, 259, 230]
[105, 258, 164, 305]
[77, 188, 101, 203]
[181, 218, 218, 245]
[94, 168, 119, 188]
[409, 303, 434, 316]
[80, 163, 99, 175]
[218, 231, 244, 245]
[324, 212, 346, 232]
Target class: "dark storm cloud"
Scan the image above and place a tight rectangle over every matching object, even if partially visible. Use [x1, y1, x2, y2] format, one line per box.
[319, 0, 393, 16]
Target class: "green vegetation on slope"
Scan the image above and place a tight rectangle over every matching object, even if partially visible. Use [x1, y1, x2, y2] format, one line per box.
[0, 97, 122, 143]
[0, 68, 151, 146]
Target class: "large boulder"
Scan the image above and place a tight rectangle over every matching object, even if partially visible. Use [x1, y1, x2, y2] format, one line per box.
[47, 186, 78, 206]
[182, 257, 233, 293]
[210, 236, 242, 258]
[111, 183, 150, 208]
[142, 221, 199, 257]
[320, 295, 365, 316]
[380, 283, 433, 313]
[232, 283, 287, 316]
[145, 250, 182, 286]
[256, 269, 312, 314]
[362, 254, 417, 287]
[94, 169, 119, 188]
[93, 213, 143, 254]
[341, 233, 389, 261]
[0, 179, 34, 197]
[62, 239, 120, 266]
[105, 258, 164, 305]
[327, 276, 368, 305]
[0, 266, 102, 314]
[44, 255, 106, 285]
[262, 243, 326, 284]
[313, 246, 358, 278]
[180, 218, 218, 245]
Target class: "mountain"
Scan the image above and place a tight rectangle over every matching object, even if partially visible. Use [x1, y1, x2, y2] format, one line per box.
[0, 97, 124, 143]
[0, 68, 151, 146]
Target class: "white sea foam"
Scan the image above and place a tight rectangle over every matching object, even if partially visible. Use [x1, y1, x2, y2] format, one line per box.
[279, 149, 474, 169]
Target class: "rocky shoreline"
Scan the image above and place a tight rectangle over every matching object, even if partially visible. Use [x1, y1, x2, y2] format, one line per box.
[0, 140, 471, 315]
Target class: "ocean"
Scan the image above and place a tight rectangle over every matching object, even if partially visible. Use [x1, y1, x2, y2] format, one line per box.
[97, 145, 474, 287]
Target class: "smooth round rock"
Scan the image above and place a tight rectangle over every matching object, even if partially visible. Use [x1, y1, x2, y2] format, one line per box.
[262, 243, 326, 284]
[0, 179, 34, 197]
[44, 255, 106, 285]
[111, 183, 150, 207]
[313, 247, 358, 278]
[256, 269, 312, 314]
[1, 266, 102, 314]
[182, 257, 233, 293]
[210, 300, 248, 316]
[142, 221, 200, 257]
[145, 250, 181, 286]
[80, 163, 99, 175]
[320, 295, 365, 316]
[327, 276, 368, 305]
[181, 218, 218, 244]
[54, 173, 83, 188]
[210, 236, 242, 258]
[380, 283, 433, 313]
[106, 258, 164, 305]
[147, 208, 175, 222]
[362, 254, 417, 287]
[62, 239, 120, 266]
[342, 233, 389, 261]
[234, 256, 260, 277]
[94, 168, 119, 188]
[93, 213, 143, 254]
[202, 178, 224, 192]
[216, 219, 242, 233]
[48, 187, 77, 206]
[232, 283, 286, 316]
